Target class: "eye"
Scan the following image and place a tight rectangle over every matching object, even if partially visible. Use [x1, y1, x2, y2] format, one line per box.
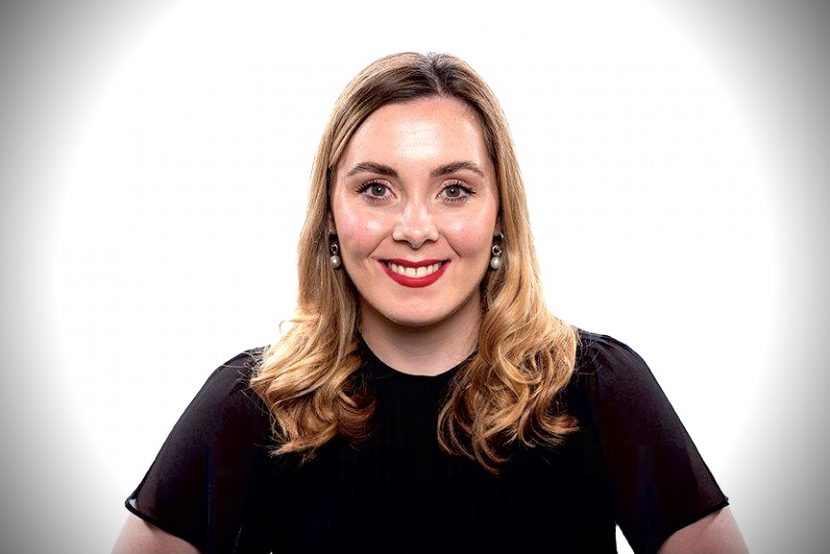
[356, 181, 392, 201]
[440, 181, 475, 203]
[368, 183, 388, 197]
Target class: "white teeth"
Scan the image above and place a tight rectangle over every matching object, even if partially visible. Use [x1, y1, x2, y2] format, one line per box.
[387, 262, 443, 278]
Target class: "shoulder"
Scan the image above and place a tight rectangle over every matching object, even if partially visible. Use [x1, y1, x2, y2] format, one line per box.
[576, 329, 648, 375]
[142, 346, 273, 456]
[570, 328, 679, 437]
[127, 346, 272, 550]
[162, 346, 271, 446]
[571, 329, 729, 552]
[192, 347, 267, 405]
[573, 329, 660, 402]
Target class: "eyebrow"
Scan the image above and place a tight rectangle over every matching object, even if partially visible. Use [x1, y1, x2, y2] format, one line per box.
[345, 161, 397, 178]
[430, 161, 485, 178]
[344, 160, 485, 179]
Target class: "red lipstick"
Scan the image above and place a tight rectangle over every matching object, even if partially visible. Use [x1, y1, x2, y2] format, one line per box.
[379, 259, 450, 288]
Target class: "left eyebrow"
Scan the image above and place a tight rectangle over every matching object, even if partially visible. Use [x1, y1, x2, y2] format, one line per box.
[430, 161, 485, 178]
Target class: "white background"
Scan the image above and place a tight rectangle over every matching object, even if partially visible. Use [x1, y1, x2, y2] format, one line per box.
[1, 1, 828, 552]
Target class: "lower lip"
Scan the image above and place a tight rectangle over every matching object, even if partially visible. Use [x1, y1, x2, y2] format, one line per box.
[380, 261, 450, 288]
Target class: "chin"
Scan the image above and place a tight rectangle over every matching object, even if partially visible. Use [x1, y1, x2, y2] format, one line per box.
[382, 310, 449, 329]
[360, 289, 482, 331]
[380, 296, 478, 329]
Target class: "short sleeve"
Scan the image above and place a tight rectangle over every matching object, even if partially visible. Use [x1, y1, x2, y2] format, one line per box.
[125, 348, 270, 553]
[576, 332, 729, 554]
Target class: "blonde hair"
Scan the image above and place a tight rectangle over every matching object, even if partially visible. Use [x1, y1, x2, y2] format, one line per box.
[251, 52, 578, 472]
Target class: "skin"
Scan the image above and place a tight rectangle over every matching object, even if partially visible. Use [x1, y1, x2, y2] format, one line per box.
[329, 96, 500, 375]
[112, 95, 748, 554]
[657, 508, 748, 553]
[112, 514, 198, 554]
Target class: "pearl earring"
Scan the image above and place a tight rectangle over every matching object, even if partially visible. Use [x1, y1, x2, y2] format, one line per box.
[490, 237, 503, 270]
[329, 240, 342, 269]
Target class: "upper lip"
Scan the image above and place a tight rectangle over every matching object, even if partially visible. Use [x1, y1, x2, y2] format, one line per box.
[383, 258, 446, 268]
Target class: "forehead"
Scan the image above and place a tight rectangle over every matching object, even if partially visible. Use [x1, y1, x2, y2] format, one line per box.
[339, 96, 490, 168]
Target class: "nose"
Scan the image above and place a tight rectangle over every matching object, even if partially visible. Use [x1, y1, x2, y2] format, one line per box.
[392, 201, 438, 249]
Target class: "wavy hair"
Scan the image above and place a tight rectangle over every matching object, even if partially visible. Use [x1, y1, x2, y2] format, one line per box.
[251, 52, 579, 472]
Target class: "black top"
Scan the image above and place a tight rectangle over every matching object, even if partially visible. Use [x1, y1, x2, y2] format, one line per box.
[126, 331, 728, 553]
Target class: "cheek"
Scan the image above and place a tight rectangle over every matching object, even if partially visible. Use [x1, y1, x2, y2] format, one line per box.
[335, 207, 388, 258]
[442, 211, 497, 257]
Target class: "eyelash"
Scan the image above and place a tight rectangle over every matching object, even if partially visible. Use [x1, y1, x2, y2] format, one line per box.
[440, 181, 476, 203]
[355, 181, 391, 202]
[355, 180, 476, 204]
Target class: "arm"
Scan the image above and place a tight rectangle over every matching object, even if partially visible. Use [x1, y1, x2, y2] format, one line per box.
[117, 348, 268, 553]
[657, 507, 748, 554]
[579, 333, 737, 553]
[112, 514, 200, 554]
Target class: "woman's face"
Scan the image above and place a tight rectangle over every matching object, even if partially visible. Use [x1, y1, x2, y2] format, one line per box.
[329, 96, 500, 331]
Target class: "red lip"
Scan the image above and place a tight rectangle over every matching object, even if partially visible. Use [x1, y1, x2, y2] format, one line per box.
[379, 259, 450, 288]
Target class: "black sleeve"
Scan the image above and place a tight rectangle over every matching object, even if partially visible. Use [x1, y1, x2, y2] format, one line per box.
[578, 332, 729, 554]
[125, 348, 270, 553]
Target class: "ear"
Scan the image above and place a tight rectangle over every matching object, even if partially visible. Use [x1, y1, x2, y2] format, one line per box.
[493, 215, 502, 238]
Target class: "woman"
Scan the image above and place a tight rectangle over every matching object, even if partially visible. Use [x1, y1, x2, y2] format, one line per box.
[113, 52, 747, 553]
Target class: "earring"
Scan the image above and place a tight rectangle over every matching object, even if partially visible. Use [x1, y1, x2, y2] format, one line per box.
[489, 235, 503, 270]
[329, 239, 342, 269]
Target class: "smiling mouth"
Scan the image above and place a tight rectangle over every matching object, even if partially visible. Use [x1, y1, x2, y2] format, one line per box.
[385, 261, 444, 278]
[379, 258, 450, 288]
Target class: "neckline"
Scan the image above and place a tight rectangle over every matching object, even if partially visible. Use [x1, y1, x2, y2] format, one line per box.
[357, 334, 471, 383]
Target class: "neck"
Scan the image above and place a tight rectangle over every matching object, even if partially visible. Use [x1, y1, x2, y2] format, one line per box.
[358, 297, 481, 376]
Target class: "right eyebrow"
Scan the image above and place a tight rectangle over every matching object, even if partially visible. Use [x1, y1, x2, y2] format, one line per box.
[344, 161, 398, 178]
